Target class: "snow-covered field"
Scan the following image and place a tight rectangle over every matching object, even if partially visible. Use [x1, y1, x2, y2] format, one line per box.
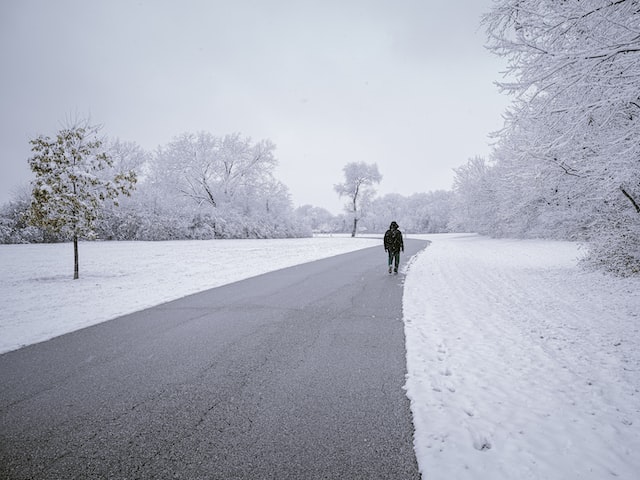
[1, 233, 639, 479]
[404, 233, 640, 480]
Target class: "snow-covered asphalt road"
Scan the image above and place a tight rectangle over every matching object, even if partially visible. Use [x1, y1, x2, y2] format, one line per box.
[0, 239, 427, 479]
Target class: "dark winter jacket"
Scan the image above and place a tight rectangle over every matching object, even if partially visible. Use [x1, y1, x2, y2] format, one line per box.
[384, 226, 404, 253]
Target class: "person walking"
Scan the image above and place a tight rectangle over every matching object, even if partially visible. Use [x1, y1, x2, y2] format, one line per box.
[383, 221, 404, 274]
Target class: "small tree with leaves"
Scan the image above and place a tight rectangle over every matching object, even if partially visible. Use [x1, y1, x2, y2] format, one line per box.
[27, 122, 137, 279]
[334, 162, 382, 237]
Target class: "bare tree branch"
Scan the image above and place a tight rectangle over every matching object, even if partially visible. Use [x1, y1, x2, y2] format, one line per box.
[621, 186, 640, 214]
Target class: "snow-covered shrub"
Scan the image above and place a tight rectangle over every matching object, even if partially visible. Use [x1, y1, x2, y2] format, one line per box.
[580, 201, 640, 276]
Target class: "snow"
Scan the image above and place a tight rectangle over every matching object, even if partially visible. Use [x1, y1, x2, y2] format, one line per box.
[2, 233, 639, 479]
[403, 233, 640, 480]
[0, 236, 379, 353]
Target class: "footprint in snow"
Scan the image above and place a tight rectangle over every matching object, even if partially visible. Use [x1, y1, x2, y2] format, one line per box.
[463, 406, 476, 417]
[471, 433, 493, 452]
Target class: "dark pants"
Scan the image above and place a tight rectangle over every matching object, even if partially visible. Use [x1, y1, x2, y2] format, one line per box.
[388, 250, 400, 271]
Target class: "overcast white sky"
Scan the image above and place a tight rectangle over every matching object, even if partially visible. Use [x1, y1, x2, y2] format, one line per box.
[0, 0, 509, 214]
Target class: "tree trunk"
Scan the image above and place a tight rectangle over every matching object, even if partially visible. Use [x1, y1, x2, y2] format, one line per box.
[73, 235, 79, 280]
[351, 217, 358, 237]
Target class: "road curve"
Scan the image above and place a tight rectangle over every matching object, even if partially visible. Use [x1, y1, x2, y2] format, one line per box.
[0, 238, 427, 479]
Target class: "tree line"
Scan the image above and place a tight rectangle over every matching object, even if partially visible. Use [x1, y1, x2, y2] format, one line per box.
[451, 0, 640, 276]
[0, 125, 455, 251]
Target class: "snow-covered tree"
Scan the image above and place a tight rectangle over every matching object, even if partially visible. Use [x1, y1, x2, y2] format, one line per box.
[27, 122, 136, 278]
[366, 193, 407, 233]
[154, 132, 277, 209]
[450, 156, 498, 234]
[0, 186, 49, 244]
[150, 131, 304, 239]
[295, 205, 340, 233]
[482, 0, 640, 274]
[334, 162, 382, 237]
[95, 139, 150, 240]
[411, 191, 454, 233]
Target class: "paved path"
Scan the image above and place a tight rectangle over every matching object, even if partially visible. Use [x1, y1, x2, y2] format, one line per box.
[0, 239, 427, 479]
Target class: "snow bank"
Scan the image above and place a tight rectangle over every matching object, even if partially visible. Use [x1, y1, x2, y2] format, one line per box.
[403, 233, 640, 480]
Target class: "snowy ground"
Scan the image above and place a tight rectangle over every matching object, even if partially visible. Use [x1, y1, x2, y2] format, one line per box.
[2, 234, 639, 479]
[404, 233, 640, 480]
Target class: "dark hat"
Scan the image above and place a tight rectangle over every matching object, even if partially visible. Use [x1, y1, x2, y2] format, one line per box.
[390, 221, 398, 229]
